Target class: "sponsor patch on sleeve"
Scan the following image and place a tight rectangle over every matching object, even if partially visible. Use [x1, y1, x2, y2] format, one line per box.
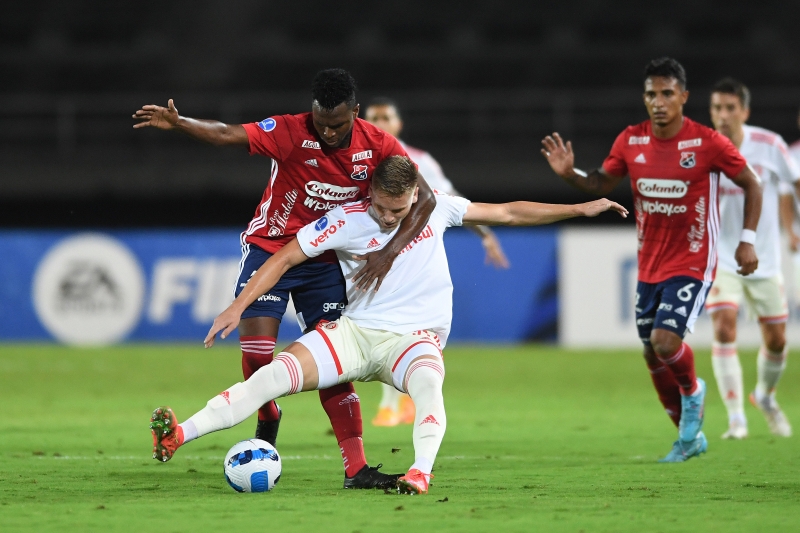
[257, 118, 277, 132]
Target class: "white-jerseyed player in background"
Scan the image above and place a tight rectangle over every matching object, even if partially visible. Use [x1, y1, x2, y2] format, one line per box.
[365, 97, 510, 427]
[149, 155, 627, 494]
[706, 79, 800, 439]
[781, 107, 800, 309]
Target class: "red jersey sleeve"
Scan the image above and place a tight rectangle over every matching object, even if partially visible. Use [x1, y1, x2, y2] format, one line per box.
[242, 115, 293, 161]
[708, 131, 747, 178]
[602, 131, 629, 177]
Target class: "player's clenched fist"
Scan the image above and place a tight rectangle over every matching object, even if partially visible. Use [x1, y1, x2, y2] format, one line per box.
[132, 99, 180, 130]
[734, 242, 758, 276]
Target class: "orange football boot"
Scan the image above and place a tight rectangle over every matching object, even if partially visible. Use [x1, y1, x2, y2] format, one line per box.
[397, 469, 432, 495]
[372, 407, 401, 427]
[399, 394, 416, 425]
[150, 406, 184, 462]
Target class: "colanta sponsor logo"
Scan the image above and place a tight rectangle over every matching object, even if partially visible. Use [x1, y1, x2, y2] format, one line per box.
[305, 181, 360, 201]
[637, 178, 688, 198]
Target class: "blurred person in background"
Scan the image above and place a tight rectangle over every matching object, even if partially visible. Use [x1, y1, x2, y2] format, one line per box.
[706, 78, 799, 439]
[542, 57, 763, 462]
[365, 97, 510, 427]
[782, 108, 800, 308]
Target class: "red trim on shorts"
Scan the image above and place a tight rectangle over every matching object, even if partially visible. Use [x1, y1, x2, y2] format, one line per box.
[705, 302, 738, 311]
[758, 314, 788, 324]
[315, 326, 343, 375]
[391, 341, 442, 372]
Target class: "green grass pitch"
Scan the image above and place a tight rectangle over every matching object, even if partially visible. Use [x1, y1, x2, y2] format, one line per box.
[1, 343, 797, 532]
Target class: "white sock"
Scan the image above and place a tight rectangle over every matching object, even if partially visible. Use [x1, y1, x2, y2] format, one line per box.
[184, 352, 304, 439]
[379, 383, 402, 410]
[405, 359, 446, 476]
[756, 346, 787, 399]
[711, 341, 745, 422]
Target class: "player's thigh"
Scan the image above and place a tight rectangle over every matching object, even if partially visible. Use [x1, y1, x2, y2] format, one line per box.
[705, 269, 744, 316]
[743, 275, 788, 325]
[293, 317, 366, 389]
[235, 245, 291, 322]
[635, 281, 660, 345]
[289, 261, 347, 331]
[381, 330, 444, 393]
[651, 276, 711, 339]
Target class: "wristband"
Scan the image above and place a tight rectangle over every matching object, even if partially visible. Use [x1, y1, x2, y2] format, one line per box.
[573, 168, 588, 178]
[740, 229, 756, 245]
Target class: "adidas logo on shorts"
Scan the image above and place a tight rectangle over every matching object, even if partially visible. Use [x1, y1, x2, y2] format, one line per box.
[674, 306, 687, 317]
[662, 318, 679, 328]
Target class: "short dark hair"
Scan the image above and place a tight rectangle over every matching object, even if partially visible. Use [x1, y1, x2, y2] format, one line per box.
[372, 156, 417, 197]
[366, 97, 401, 118]
[712, 77, 751, 109]
[644, 57, 687, 89]
[311, 69, 357, 111]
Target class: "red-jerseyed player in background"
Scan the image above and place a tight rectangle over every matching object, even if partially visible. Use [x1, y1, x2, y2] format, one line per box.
[541, 57, 763, 462]
[133, 69, 436, 489]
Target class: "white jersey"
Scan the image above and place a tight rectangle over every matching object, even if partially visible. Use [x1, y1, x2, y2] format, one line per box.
[717, 125, 800, 278]
[400, 140, 456, 194]
[789, 139, 800, 237]
[296, 192, 470, 345]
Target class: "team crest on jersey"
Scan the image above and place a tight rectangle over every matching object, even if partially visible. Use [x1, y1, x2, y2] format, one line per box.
[679, 152, 696, 169]
[352, 150, 372, 162]
[302, 140, 321, 149]
[257, 118, 276, 132]
[351, 164, 369, 181]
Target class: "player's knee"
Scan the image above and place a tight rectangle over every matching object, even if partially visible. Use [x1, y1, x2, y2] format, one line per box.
[642, 345, 661, 367]
[711, 311, 737, 343]
[763, 329, 786, 353]
[402, 356, 445, 395]
[649, 329, 682, 357]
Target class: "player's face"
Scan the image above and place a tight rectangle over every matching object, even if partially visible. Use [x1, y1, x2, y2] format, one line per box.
[709, 92, 750, 140]
[643, 77, 688, 128]
[365, 105, 403, 137]
[311, 102, 360, 148]
[369, 185, 419, 230]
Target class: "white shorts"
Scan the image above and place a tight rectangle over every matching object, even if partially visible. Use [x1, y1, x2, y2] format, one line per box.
[296, 316, 444, 392]
[705, 269, 788, 324]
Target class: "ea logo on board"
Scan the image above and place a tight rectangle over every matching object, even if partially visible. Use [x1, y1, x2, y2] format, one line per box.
[32, 234, 145, 345]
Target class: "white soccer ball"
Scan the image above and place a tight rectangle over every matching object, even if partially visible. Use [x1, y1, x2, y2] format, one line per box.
[223, 439, 282, 492]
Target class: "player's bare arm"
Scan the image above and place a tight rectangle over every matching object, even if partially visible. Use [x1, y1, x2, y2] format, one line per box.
[541, 133, 625, 195]
[728, 164, 762, 275]
[204, 240, 309, 347]
[463, 198, 628, 226]
[132, 99, 249, 146]
[779, 193, 800, 252]
[351, 173, 436, 291]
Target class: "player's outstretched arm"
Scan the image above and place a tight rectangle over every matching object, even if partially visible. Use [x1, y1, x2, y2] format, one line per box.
[463, 198, 628, 227]
[729, 165, 763, 275]
[352, 172, 437, 291]
[541, 133, 625, 195]
[132, 99, 249, 146]
[204, 239, 309, 347]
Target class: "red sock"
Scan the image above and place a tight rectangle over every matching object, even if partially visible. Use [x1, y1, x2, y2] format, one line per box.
[658, 342, 698, 396]
[319, 384, 366, 477]
[240, 335, 280, 421]
[647, 361, 682, 427]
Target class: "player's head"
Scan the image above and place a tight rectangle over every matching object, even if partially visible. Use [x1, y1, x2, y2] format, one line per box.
[365, 97, 403, 138]
[369, 155, 419, 230]
[642, 57, 689, 128]
[709, 77, 751, 140]
[311, 68, 360, 148]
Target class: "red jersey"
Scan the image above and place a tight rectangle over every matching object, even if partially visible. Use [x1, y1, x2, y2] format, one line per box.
[602, 117, 747, 284]
[241, 113, 408, 261]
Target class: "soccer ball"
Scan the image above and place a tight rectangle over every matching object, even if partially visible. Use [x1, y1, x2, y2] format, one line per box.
[223, 439, 282, 493]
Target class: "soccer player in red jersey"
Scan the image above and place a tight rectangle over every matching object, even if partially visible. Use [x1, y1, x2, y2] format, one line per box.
[541, 57, 763, 462]
[133, 69, 436, 488]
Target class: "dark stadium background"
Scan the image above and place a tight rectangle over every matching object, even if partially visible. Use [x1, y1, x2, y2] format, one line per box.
[2, 0, 799, 228]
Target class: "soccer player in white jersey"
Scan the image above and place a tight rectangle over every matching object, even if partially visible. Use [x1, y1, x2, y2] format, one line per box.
[706, 78, 800, 439]
[365, 97, 510, 427]
[782, 108, 800, 305]
[149, 155, 627, 494]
